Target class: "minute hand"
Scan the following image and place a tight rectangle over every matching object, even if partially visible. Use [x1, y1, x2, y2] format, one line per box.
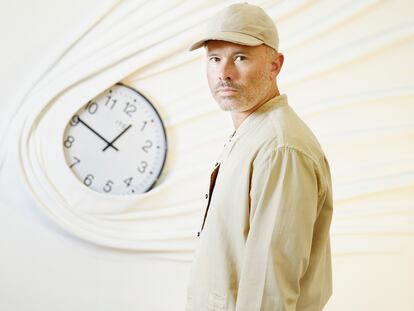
[77, 117, 119, 151]
[103, 124, 132, 151]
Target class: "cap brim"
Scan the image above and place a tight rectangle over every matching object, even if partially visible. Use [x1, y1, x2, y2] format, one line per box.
[188, 31, 263, 51]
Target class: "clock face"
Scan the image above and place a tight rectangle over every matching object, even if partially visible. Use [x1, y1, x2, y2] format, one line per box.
[63, 83, 167, 195]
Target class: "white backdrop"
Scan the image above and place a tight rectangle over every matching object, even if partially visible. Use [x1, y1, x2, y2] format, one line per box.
[1, 0, 413, 310]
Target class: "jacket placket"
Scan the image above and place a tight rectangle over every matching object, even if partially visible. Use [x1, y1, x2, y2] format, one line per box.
[197, 162, 220, 237]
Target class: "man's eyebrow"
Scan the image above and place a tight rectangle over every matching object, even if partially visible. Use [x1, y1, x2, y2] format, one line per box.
[207, 51, 251, 57]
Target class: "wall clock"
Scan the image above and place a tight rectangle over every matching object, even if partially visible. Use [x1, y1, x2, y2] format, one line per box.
[62, 83, 167, 195]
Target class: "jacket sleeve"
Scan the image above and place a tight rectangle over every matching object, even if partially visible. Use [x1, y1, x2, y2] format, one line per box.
[235, 146, 319, 311]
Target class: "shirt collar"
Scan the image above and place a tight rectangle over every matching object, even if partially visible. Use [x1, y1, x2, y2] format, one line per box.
[216, 94, 288, 164]
[230, 93, 288, 143]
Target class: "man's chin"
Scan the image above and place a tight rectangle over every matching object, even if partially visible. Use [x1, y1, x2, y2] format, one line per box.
[216, 97, 241, 111]
[217, 102, 237, 112]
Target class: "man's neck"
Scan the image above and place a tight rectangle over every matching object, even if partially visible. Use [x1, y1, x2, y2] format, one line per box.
[231, 89, 280, 130]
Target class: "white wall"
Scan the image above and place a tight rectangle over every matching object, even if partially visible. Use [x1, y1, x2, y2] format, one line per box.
[1, 0, 413, 310]
[0, 1, 191, 310]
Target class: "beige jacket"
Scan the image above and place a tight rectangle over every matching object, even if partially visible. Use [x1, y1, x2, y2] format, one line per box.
[186, 94, 333, 311]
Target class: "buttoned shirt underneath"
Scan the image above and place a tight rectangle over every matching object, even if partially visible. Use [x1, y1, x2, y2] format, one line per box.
[185, 94, 333, 311]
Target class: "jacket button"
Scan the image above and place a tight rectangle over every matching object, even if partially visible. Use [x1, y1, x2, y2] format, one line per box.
[197, 231, 201, 237]
[205, 193, 208, 199]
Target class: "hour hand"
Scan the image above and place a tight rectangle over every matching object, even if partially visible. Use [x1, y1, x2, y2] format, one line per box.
[77, 117, 119, 151]
[103, 124, 132, 151]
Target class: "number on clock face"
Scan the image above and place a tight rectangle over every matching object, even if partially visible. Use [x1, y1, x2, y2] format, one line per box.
[63, 83, 167, 195]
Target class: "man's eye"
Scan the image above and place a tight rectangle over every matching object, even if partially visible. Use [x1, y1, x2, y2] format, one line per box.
[235, 55, 246, 61]
[209, 57, 220, 62]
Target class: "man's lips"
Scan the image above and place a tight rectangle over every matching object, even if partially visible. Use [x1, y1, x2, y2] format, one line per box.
[217, 88, 238, 93]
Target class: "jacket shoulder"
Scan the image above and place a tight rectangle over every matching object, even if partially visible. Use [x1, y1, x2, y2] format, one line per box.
[257, 105, 325, 164]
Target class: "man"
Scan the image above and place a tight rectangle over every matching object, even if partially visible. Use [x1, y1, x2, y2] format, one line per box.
[186, 3, 333, 311]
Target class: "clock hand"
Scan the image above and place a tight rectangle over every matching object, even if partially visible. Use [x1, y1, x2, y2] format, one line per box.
[77, 117, 119, 151]
[103, 124, 132, 151]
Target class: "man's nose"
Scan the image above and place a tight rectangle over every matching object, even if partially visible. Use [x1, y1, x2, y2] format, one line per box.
[218, 60, 235, 81]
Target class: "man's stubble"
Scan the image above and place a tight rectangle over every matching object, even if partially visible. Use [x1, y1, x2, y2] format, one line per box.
[212, 67, 273, 113]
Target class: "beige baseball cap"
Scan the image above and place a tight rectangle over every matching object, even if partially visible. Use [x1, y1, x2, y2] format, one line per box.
[188, 3, 279, 51]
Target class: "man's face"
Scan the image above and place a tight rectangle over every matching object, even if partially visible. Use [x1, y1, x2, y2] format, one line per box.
[205, 40, 276, 112]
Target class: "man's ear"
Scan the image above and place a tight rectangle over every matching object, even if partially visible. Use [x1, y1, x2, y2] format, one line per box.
[270, 52, 284, 79]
